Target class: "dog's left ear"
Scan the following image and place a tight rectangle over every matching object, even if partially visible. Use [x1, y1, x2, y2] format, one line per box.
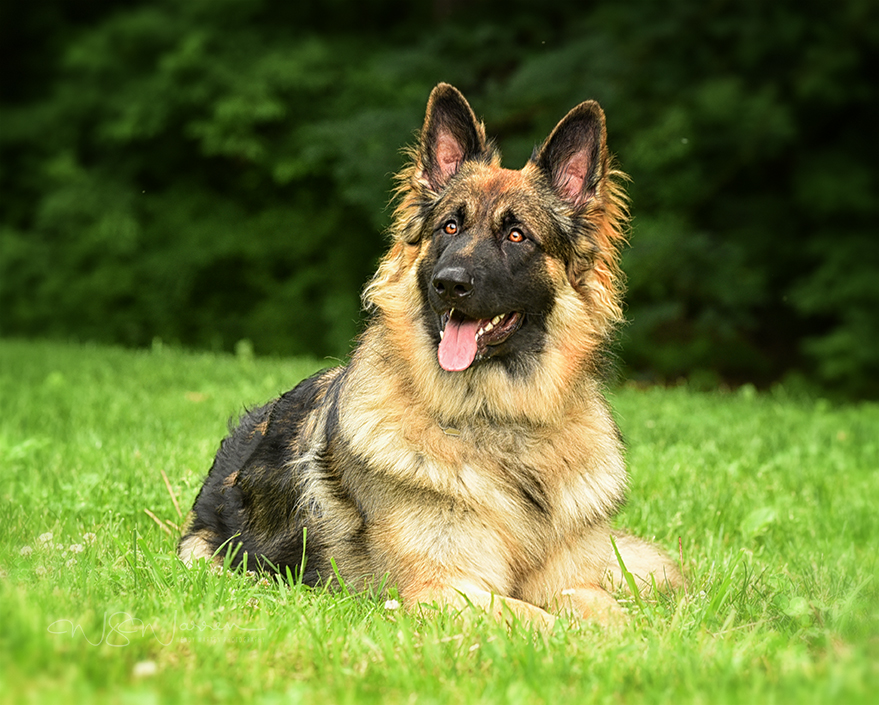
[532, 101, 607, 208]
[418, 83, 488, 191]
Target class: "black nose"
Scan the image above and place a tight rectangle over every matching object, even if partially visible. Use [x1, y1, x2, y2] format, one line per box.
[432, 266, 474, 303]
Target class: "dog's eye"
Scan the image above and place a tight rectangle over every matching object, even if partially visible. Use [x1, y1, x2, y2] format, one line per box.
[507, 228, 525, 243]
[443, 221, 458, 235]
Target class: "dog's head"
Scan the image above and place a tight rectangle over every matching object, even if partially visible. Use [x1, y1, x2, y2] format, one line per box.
[364, 84, 628, 418]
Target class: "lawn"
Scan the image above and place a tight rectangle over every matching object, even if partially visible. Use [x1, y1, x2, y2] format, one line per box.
[1, 339, 876, 703]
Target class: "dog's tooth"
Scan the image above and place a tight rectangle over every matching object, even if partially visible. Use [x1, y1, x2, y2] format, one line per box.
[492, 314, 503, 325]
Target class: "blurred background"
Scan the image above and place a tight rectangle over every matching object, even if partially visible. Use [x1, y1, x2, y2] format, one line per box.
[1, 0, 876, 396]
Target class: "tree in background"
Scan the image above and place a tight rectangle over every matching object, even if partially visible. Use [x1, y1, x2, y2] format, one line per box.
[1, 0, 876, 395]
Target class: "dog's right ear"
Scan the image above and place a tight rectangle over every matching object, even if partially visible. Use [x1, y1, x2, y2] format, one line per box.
[417, 83, 488, 192]
[532, 100, 608, 209]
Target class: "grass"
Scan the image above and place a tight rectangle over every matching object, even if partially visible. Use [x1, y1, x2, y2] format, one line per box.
[1, 338, 877, 704]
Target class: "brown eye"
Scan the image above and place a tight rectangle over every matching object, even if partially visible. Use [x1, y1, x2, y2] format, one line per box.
[508, 228, 525, 243]
[443, 221, 458, 235]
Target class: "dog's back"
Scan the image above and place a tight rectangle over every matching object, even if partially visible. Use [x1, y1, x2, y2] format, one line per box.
[179, 367, 342, 581]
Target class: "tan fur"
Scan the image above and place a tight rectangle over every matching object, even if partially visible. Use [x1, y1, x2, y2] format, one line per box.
[602, 532, 682, 595]
[178, 531, 217, 568]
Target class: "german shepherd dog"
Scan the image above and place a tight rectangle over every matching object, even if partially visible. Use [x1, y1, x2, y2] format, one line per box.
[179, 83, 681, 626]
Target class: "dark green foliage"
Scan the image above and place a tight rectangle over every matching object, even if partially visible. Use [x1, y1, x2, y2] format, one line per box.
[1, 0, 876, 394]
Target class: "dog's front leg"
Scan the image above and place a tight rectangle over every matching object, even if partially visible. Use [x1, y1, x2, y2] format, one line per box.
[405, 584, 557, 630]
[549, 585, 625, 625]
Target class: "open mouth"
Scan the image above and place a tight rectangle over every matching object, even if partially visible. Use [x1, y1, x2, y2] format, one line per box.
[437, 308, 524, 372]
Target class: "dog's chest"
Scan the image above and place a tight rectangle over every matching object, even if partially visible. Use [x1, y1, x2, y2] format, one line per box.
[334, 397, 625, 586]
[369, 455, 548, 589]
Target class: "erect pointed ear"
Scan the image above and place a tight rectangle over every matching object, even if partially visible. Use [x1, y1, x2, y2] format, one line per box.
[532, 101, 607, 208]
[417, 83, 488, 191]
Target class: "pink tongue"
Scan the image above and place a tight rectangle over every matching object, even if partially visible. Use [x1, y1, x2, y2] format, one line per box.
[438, 317, 481, 372]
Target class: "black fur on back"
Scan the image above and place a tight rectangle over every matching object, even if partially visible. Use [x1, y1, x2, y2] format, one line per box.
[183, 368, 341, 583]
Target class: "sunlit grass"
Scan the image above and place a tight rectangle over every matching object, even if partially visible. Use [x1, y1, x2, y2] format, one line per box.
[1, 339, 876, 703]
